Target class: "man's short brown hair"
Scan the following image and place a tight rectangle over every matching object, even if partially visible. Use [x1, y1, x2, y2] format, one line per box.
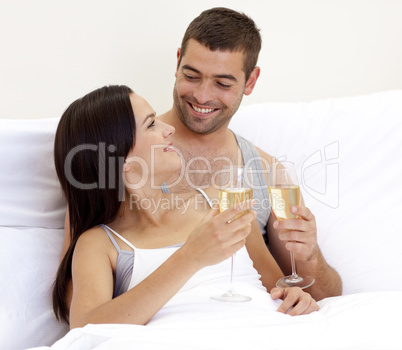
[179, 7, 262, 81]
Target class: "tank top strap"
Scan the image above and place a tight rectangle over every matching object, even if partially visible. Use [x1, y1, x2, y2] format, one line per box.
[102, 226, 122, 253]
[195, 187, 213, 208]
[101, 224, 136, 251]
[233, 132, 270, 237]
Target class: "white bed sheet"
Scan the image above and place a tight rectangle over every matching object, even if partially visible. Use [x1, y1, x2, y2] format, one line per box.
[30, 291, 402, 350]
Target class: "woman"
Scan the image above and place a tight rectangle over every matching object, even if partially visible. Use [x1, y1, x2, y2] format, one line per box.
[53, 85, 318, 329]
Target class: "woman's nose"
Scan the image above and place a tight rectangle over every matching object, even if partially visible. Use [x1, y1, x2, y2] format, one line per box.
[162, 122, 175, 138]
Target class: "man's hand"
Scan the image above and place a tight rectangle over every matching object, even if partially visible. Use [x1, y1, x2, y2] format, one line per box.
[273, 206, 318, 262]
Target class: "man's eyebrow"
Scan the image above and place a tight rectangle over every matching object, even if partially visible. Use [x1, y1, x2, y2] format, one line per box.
[215, 74, 237, 82]
[182, 64, 237, 82]
[142, 112, 156, 126]
[182, 64, 201, 74]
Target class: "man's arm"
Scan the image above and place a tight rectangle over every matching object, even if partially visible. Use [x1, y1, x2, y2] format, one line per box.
[266, 211, 342, 300]
[256, 147, 342, 300]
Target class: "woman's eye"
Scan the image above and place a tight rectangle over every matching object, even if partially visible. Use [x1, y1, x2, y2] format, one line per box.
[148, 120, 155, 128]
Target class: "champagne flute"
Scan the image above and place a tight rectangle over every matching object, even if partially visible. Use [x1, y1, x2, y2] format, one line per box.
[211, 166, 253, 302]
[268, 161, 315, 289]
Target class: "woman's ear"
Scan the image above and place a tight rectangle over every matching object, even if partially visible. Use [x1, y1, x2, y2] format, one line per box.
[123, 161, 130, 172]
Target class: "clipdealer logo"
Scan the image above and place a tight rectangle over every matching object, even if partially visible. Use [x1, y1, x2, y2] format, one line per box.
[301, 141, 340, 209]
[63, 141, 340, 209]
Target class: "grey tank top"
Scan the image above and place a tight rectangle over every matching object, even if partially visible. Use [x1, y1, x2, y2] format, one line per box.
[102, 225, 183, 298]
[233, 132, 270, 236]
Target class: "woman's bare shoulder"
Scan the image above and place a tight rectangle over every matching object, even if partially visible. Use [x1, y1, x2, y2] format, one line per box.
[75, 225, 110, 250]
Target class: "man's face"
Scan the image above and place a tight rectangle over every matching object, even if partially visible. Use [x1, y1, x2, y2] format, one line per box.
[173, 39, 248, 135]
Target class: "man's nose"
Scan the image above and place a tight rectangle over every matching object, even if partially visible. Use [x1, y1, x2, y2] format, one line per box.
[193, 80, 214, 105]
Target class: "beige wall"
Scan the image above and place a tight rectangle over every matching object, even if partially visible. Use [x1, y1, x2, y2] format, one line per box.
[1, 0, 401, 119]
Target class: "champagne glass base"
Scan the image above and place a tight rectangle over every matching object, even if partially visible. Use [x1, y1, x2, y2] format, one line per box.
[276, 275, 315, 290]
[211, 290, 252, 303]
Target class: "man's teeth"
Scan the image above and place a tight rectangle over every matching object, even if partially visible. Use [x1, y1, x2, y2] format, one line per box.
[192, 105, 215, 114]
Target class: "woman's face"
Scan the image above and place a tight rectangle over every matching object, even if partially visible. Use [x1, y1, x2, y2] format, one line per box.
[124, 93, 180, 190]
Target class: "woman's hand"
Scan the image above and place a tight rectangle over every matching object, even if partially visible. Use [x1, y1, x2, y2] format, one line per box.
[182, 200, 257, 269]
[270, 287, 319, 316]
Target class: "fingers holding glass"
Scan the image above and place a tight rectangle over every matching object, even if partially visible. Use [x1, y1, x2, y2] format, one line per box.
[268, 161, 315, 290]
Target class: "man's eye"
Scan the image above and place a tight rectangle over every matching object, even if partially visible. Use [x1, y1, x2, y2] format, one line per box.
[185, 74, 197, 81]
[218, 82, 231, 89]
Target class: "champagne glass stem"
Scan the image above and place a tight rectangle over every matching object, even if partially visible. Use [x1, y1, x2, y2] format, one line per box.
[228, 253, 236, 294]
[211, 166, 252, 302]
[290, 251, 299, 280]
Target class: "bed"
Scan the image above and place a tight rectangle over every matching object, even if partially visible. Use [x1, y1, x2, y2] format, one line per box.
[1, 90, 402, 350]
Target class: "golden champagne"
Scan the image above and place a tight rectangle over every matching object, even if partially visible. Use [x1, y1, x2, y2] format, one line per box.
[219, 188, 253, 217]
[268, 185, 300, 220]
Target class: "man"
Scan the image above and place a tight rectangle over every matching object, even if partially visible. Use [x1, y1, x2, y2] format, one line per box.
[159, 7, 342, 300]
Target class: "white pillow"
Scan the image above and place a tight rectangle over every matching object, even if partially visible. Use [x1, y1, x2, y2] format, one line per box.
[299, 91, 402, 294]
[0, 118, 66, 229]
[230, 90, 402, 294]
[0, 227, 69, 349]
[230, 100, 314, 165]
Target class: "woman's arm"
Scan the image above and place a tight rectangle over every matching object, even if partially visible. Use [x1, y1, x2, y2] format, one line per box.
[245, 220, 284, 290]
[69, 227, 200, 328]
[69, 202, 256, 329]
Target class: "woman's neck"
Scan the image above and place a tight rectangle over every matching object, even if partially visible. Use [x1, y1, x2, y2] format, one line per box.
[106, 187, 213, 249]
[116, 189, 200, 227]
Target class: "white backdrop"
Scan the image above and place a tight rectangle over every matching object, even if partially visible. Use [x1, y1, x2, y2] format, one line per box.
[1, 0, 401, 119]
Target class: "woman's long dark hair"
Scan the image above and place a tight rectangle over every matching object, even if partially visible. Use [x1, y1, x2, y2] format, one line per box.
[52, 85, 136, 324]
